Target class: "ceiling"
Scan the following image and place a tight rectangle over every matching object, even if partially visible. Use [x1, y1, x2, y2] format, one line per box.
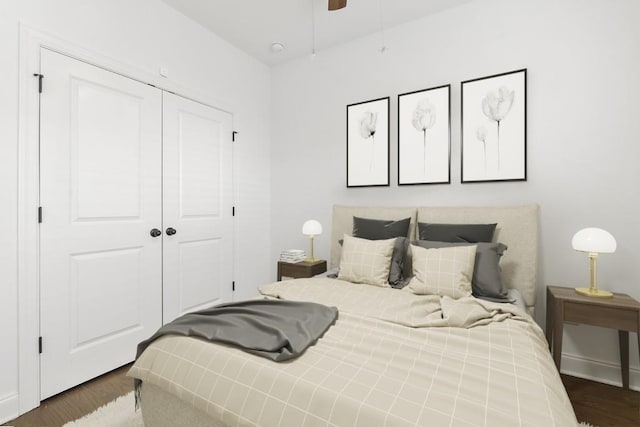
[161, 0, 473, 66]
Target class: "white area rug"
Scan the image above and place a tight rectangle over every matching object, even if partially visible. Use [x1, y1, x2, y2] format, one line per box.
[62, 391, 596, 427]
[63, 391, 143, 427]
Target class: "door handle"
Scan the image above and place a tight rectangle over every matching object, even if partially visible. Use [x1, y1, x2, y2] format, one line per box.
[150, 228, 162, 238]
[166, 227, 177, 236]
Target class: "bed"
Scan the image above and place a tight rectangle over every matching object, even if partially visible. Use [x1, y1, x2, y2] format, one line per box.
[128, 204, 578, 426]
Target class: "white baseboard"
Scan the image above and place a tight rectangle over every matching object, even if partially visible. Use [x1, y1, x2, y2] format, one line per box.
[0, 392, 19, 425]
[561, 352, 640, 391]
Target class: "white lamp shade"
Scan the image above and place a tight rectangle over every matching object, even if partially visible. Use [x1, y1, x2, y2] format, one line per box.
[572, 227, 617, 253]
[302, 220, 322, 236]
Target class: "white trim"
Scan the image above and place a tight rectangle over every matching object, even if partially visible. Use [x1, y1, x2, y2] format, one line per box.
[0, 393, 19, 424]
[561, 351, 640, 392]
[17, 23, 237, 416]
[17, 23, 43, 416]
[231, 122, 238, 301]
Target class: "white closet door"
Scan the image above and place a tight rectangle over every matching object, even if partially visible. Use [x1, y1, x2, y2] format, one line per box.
[39, 49, 162, 399]
[162, 92, 233, 323]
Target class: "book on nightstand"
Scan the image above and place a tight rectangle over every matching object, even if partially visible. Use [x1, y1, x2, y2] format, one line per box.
[279, 249, 306, 263]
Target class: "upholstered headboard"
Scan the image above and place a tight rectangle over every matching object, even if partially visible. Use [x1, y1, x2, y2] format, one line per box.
[330, 204, 539, 314]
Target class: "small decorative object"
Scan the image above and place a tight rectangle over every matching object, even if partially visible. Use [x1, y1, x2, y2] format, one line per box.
[346, 97, 390, 187]
[279, 249, 306, 263]
[572, 227, 617, 298]
[302, 220, 323, 261]
[461, 69, 527, 183]
[398, 85, 450, 185]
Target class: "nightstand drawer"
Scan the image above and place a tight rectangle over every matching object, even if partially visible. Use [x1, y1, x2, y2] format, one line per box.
[564, 302, 639, 332]
[277, 260, 327, 281]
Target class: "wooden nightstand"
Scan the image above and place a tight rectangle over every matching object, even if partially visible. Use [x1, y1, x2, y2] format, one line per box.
[277, 260, 327, 281]
[546, 285, 640, 389]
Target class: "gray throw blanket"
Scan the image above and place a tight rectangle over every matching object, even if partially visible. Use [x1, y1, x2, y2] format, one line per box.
[134, 299, 338, 405]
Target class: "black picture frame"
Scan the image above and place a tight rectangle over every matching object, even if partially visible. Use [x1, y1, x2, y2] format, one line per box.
[461, 69, 527, 183]
[346, 97, 390, 188]
[398, 84, 451, 185]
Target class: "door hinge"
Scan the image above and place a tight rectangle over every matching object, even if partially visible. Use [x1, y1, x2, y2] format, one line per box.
[232, 131, 238, 142]
[33, 73, 43, 93]
[38, 207, 42, 223]
[38, 337, 43, 354]
[232, 206, 235, 216]
[232, 281, 235, 292]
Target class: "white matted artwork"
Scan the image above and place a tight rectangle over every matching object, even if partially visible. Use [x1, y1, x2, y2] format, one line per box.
[346, 97, 389, 187]
[398, 84, 450, 185]
[461, 69, 527, 183]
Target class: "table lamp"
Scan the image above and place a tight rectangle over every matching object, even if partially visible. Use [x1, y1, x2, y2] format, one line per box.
[572, 227, 616, 298]
[302, 220, 322, 262]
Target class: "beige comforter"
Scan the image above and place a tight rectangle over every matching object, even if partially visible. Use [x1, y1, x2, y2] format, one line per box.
[129, 279, 577, 426]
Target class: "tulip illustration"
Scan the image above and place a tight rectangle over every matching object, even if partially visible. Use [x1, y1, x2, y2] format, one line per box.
[482, 86, 514, 170]
[359, 111, 378, 170]
[476, 126, 488, 174]
[412, 99, 436, 175]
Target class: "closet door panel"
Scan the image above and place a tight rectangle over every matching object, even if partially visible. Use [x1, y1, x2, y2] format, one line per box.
[179, 112, 221, 217]
[72, 80, 142, 219]
[162, 93, 233, 323]
[178, 239, 222, 309]
[39, 49, 162, 399]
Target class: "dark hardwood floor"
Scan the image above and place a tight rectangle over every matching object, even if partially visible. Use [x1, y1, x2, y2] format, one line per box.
[562, 374, 640, 427]
[4, 364, 133, 427]
[4, 367, 639, 426]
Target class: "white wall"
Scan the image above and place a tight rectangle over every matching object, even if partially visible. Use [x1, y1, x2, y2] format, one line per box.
[271, 0, 640, 388]
[0, 0, 271, 422]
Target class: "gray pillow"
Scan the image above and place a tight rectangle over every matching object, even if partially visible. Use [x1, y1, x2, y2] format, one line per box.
[338, 237, 409, 288]
[411, 240, 512, 302]
[417, 222, 497, 243]
[389, 237, 410, 288]
[353, 216, 411, 240]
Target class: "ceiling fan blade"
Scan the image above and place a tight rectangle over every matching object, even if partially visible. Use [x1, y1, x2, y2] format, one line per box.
[328, 0, 347, 11]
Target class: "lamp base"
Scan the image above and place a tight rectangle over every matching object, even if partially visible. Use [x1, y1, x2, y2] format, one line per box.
[304, 257, 319, 263]
[574, 287, 613, 298]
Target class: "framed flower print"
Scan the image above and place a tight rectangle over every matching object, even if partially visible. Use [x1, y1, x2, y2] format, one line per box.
[461, 69, 527, 183]
[398, 84, 451, 185]
[346, 97, 390, 187]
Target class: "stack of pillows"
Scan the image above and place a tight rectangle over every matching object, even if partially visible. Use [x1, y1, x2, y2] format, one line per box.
[336, 216, 512, 302]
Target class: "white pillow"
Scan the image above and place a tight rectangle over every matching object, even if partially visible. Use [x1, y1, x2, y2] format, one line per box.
[338, 234, 395, 287]
[405, 244, 476, 298]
